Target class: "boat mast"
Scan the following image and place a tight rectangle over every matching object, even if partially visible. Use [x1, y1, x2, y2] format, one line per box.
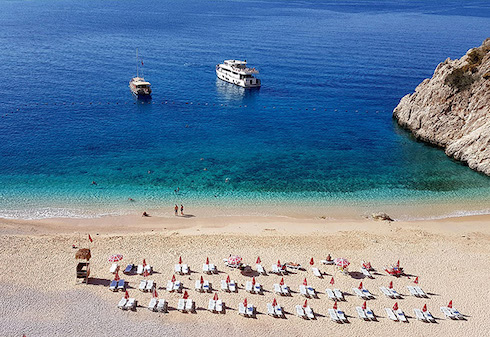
[136, 48, 139, 77]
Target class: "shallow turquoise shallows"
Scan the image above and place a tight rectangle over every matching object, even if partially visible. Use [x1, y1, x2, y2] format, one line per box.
[1, 0, 489, 218]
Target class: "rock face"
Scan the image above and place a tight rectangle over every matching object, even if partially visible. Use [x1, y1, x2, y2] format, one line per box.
[393, 38, 490, 176]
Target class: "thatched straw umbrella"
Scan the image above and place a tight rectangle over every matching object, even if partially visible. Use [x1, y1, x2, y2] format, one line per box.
[75, 248, 91, 261]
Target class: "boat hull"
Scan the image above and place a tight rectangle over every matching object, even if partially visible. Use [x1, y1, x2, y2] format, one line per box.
[216, 68, 261, 88]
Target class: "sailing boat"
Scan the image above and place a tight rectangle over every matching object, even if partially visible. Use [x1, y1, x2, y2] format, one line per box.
[129, 49, 152, 97]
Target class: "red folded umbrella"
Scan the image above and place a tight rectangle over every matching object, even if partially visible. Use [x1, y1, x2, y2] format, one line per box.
[183, 291, 189, 299]
[200, 276, 204, 284]
[389, 281, 393, 289]
[358, 282, 363, 289]
[153, 289, 158, 298]
[213, 293, 218, 301]
[330, 277, 335, 285]
[393, 302, 398, 311]
[279, 277, 284, 286]
[448, 300, 453, 309]
[272, 298, 277, 307]
[252, 277, 256, 285]
[143, 269, 149, 278]
[303, 299, 308, 308]
[333, 301, 337, 310]
[114, 271, 120, 281]
[206, 257, 209, 264]
[179, 256, 182, 264]
[124, 290, 129, 299]
[143, 259, 146, 267]
[171, 275, 176, 282]
[226, 275, 230, 283]
[309, 258, 314, 265]
[422, 304, 427, 312]
[277, 260, 281, 267]
[303, 278, 307, 286]
[396, 260, 400, 268]
[256, 256, 261, 264]
[362, 301, 367, 310]
[414, 277, 419, 284]
[243, 298, 247, 307]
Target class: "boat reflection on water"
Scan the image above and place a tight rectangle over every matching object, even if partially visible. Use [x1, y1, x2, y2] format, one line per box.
[215, 79, 260, 102]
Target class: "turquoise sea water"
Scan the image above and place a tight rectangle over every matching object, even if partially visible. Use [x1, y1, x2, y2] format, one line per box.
[0, 0, 489, 219]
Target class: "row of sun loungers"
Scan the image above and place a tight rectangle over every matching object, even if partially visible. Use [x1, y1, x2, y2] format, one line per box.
[328, 308, 348, 323]
[121, 264, 153, 275]
[195, 280, 212, 293]
[352, 287, 375, 300]
[202, 263, 217, 274]
[117, 297, 136, 311]
[380, 286, 402, 298]
[177, 299, 195, 313]
[109, 279, 126, 291]
[166, 280, 182, 292]
[385, 308, 407, 322]
[356, 306, 376, 320]
[361, 267, 373, 278]
[174, 264, 190, 275]
[326, 288, 344, 301]
[413, 308, 436, 322]
[245, 281, 262, 294]
[267, 303, 284, 318]
[208, 299, 225, 313]
[147, 298, 168, 312]
[440, 306, 464, 320]
[296, 305, 315, 320]
[221, 280, 237, 292]
[138, 279, 155, 292]
[407, 285, 428, 298]
[238, 303, 255, 317]
[273, 284, 291, 296]
[299, 285, 317, 298]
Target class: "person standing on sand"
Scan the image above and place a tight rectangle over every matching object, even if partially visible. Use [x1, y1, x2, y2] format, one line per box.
[174, 204, 178, 216]
[180, 204, 184, 216]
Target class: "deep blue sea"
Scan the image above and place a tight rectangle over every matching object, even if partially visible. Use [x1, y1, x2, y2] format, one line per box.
[1, 0, 489, 219]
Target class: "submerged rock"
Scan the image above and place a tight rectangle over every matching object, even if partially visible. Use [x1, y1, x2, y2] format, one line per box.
[393, 38, 490, 176]
[371, 212, 394, 221]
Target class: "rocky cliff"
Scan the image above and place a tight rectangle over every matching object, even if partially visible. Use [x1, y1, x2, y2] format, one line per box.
[393, 38, 490, 175]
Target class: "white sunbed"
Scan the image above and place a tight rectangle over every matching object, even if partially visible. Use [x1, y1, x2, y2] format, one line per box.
[195, 280, 203, 292]
[157, 299, 167, 312]
[356, 306, 368, 320]
[166, 281, 174, 292]
[177, 298, 186, 312]
[312, 267, 322, 278]
[209, 264, 216, 273]
[380, 287, 395, 298]
[182, 264, 190, 275]
[117, 279, 125, 291]
[396, 309, 407, 322]
[254, 283, 262, 294]
[139, 280, 147, 291]
[326, 288, 336, 300]
[362, 288, 375, 299]
[450, 307, 464, 319]
[365, 307, 376, 320]
[274, 284, 282, 295]
[185, 299, 194, 313]
[299, 285, 308, 297]
[137, 265, 144, 275]
[296, 305, 307, 319]
[221, 280, 229, 292]
[144, 265, 152, 274]
[337, 310, 348, 323]
[414, 286, 427, 298]
[117, 298, 127, 309]
[238, 302, 247, 316]
[353, 288, 368, 299]
[148, 297, 158, 311]
[385, 308, 398, 321]
[424, 310, 436, 322]
[203, 263, 210, 274]
[328, 308, 341, 323]
[173, 281, 182, 292]
[208, 299, 216, 312]
[245, 281, 253, 293]
[407, 285, 419, 297]
[414, 308, 427, 322]
[229, 280, 236, 293]
[333, 289, 344, 301]
[267, 303, 276, 316]
[109, 280, 117, 291]
[271, 265, 281, 274]
[216, 300, 224, 313]
[256, 264, 265, 275]
[440, 306, 457, 319]
[145, 280, 155, 292]
[390, 288, 402, 298]
[203, 280, 211, 293]
[305, 306, 315, 320]
[246, 306, 255, 318]
[361, 267, 373, 278]
[275, 305, 283, 318]
[110, 263, 118, 274]
[174, 264, 182, 274]
[307, 287, 316, 298]
[124, 298, 136, 310]
[281, 285, 290, 296]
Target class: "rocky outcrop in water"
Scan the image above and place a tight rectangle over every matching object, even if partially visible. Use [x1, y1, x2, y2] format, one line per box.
[393, 38, 490, 176]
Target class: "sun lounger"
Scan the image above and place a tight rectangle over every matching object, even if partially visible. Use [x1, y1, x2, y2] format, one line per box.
[333, 289, 344, 301]
[117, 298, 127, 309]
[139, 280, 147, 291]
[274, 284, 282, 295]
[124, 298, 136, 311]
[305, 306, 315, 320]
[365, 307, 375, 320]
[311, 267, 322, 278]
[208, 299, 216, 312]
[137, 265, 144, 275]
[396, 309, 407, 322]
[256, 264, 265, 275]
[221, 280, 229, 292]
[117, 279, 126, 291]
[362, 288, 374, 299]
[203, 280, 211, 293]
[209, 264, 216, 273]
[337, 310, 348, 323]
[414, 286, 427, 298]
[321, 259, 335, 265]
[390, 288, 402, 298]
[246, 281, 253, 293]
[299, 285, 308, 297]
[414, 308, 427, 322]
[123, 264, 134, 274]
[361, 267, 373, 278]
[267, 303, 275, 316]
[356, 306, 368, 320]
[177, 298, 186, 312]
[173, 281, 182, 292]
[157, 299, 167, 312]
[185, 299, 194, 313]
[203, 264, 210, 274]
[195, 280, 203, 292]
[353, 288, 367, 299]
[271, 265, 281, 274]
[145, 280, 155, 292]
[229, 280, 236, 292]
[281, 285, 290, 296]
[174, 264, 182, 274]
[275, 305, 283, 318]
[326, 288, 336, 300]
[182, 264, 189, 275]
[254, 283, 262, 294]
[307, 287, 316, 298]
[216, 300, 224, 313]
[328, 308, 341, 323]
[109, 280, 117, 291]
[441, 307, 457, 319]
[385, 308, 398, 321]
[166, 281, 173, 292]
[450, 307, 463, 319]
[424, 310, 436, 322]
[144, 265, 152, 274]
[148, 297, 158, 311]
[407, 286, 419, 297]
[238, 302, 247, 316]
[110, 263, 119, 274]
[246, 306, 255, 317]
[380, 287, 394, 298]
[296, 305, 307, 319]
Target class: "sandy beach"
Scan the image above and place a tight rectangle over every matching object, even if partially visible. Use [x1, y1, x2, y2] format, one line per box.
[1, 211, 489, 337]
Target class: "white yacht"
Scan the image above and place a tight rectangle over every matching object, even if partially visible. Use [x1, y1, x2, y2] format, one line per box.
[129, 49, 152, 97]
[216, 60, 261, 88]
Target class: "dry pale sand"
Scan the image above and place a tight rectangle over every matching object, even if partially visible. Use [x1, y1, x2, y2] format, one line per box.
[0, 213, 489, 337]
